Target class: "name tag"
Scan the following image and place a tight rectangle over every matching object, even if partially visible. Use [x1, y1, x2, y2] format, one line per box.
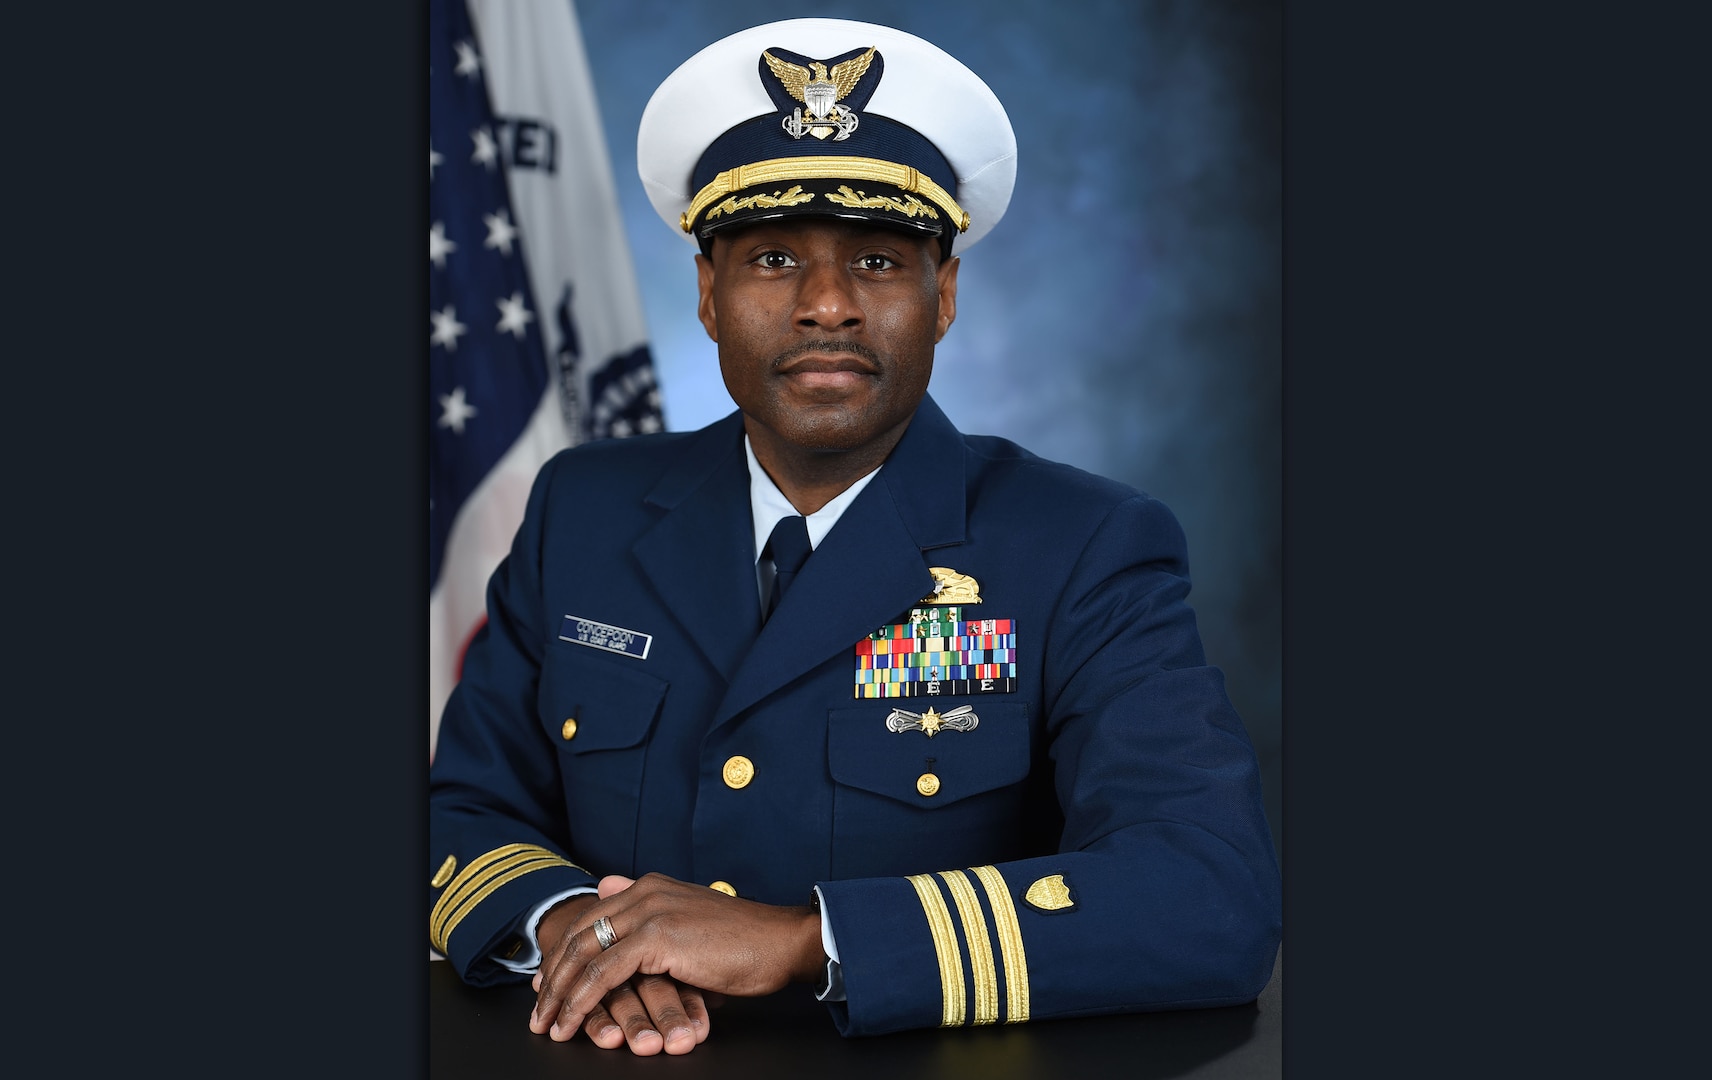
[560, 615, 652, 660]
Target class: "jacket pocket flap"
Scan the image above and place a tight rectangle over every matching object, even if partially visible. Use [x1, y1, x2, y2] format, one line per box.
[827, 701, 1030, 808]
[539, 647, 668, 753]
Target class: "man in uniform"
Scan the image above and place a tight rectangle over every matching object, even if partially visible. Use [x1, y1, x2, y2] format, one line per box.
[428, 18, 1281, 1055]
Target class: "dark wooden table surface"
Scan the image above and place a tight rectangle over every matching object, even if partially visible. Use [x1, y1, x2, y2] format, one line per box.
[431, 946, 1281, 1078]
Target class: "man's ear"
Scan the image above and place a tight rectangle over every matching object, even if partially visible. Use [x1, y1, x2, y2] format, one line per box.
[695, 253, 718, 342]
[933, 255, 960, 343]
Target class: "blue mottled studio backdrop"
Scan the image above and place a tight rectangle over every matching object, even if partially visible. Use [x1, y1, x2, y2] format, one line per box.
[574, 0, 1282, 859]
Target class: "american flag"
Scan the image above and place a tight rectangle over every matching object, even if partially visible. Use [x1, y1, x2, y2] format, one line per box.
[428, 0, 546, 596]
[429, 0, 663, 758]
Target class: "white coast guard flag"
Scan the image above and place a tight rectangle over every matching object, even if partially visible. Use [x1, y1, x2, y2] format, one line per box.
[430, 0, 662, 760]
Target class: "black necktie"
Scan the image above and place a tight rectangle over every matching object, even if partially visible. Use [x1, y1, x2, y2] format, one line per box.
[763, 515, 812, 620]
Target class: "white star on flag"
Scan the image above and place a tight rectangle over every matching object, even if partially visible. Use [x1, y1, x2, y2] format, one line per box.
[430, 304, 468, 351]
[483, 209, 519, 256]
[471, 126, 498, 169]
[453, 40, 481, 78]
[429, 143, 443, 180]
[438, 386, 478, 433]
[429, 221, 458, 269]
[495, 292, 535, 338]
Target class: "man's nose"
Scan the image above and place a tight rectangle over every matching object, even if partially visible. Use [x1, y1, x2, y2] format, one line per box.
[794, 260, 864, 331]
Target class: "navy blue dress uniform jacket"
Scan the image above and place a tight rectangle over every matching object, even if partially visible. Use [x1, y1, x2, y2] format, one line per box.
[428, 394, 1282, 1037]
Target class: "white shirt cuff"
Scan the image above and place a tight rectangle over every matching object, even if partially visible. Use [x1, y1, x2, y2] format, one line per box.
[814, 885, 847, 1002]
[494, 886, 596, 974]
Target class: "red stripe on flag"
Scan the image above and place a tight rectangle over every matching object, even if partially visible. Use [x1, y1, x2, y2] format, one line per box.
[454, 615, 487, 682]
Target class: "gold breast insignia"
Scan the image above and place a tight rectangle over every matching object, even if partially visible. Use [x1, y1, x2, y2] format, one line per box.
[922, 566, 981, 604]
[886, 704, 979, 737]
[1024, 874, 1074, 912]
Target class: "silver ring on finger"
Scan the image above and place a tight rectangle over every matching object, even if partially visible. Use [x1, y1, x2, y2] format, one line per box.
[593, 915, 618, 951]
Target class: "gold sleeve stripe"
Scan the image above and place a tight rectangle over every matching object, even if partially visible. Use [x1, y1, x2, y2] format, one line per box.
[938, 870, 999, 1025]
[429, 844, 583, 954]
[430, 844, 575, 938]
[432, 844, 585, 914]
[432, 855, 566, 953]
[431, 849, 562, 942]
[971, 865, 1030, 1023]
[681, 155, 971, 235]
[431, 844, 554, 933]
[431, 850, 562, 952]
[906, 872, 966, 1027]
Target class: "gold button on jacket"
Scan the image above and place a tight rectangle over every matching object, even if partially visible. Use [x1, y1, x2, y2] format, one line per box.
[560, 718, 578, 740]
[709, 880, 737, 896]
[916, 772, 941, 797]
[722, 755, 754, 789]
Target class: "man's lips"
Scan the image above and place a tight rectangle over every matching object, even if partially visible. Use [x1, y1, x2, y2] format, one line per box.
[775, 351, 879, 394]
[777, 352, 878, 376]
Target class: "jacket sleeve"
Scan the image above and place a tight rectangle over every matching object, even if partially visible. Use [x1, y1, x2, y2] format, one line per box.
[815, 494, 1282, 1035]
[428, 453, 599, 985]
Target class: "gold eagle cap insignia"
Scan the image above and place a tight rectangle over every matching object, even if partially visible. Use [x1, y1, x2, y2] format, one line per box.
[922, 567, 982, 604]
[762, 46, 877, 105]
[1024, 874, 1074, 912]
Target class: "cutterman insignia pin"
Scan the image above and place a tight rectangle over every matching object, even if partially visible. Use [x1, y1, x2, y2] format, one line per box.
[1024, 874, 1074, 912]
[886, 704, 979, 737]
[922, 566, 981, 604]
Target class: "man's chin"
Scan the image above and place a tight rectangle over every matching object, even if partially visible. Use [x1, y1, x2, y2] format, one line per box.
[762, 413, 876, 454]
